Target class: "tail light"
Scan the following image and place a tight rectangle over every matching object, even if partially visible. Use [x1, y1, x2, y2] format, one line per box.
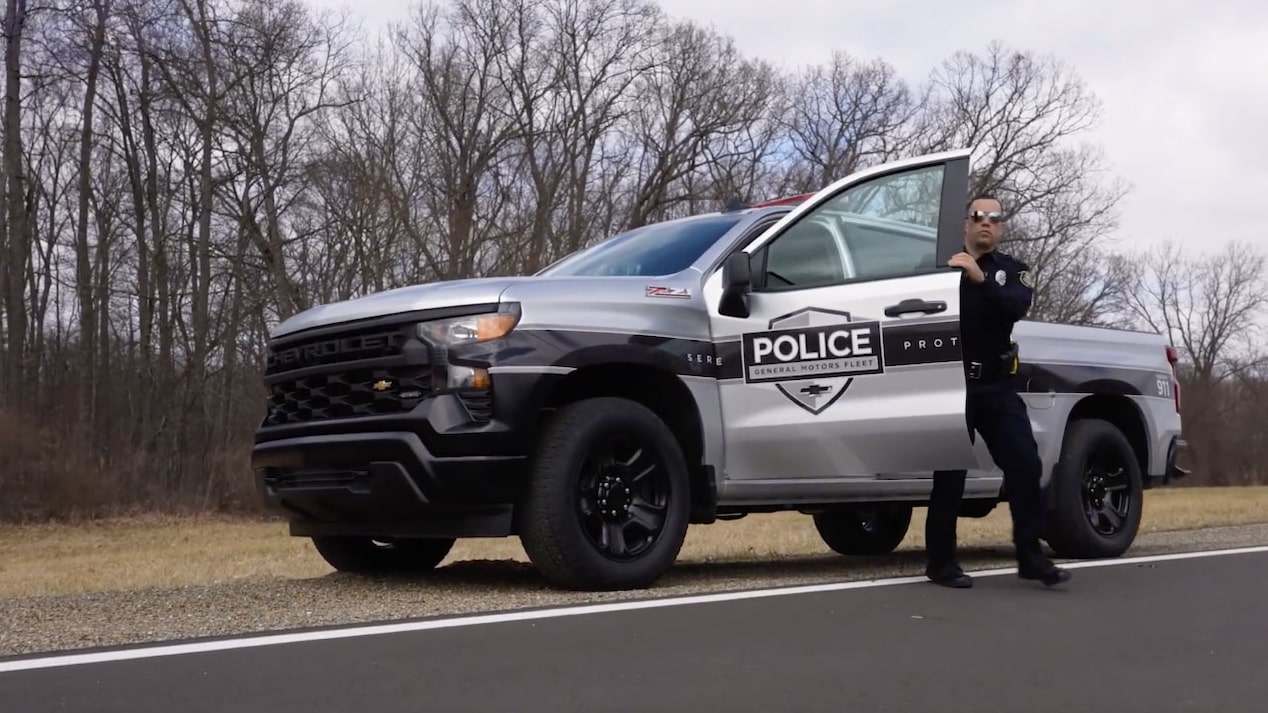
[1165, 345, 1181, 412]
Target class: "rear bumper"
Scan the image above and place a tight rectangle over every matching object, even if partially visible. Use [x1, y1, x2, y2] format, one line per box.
[1149, 435, 1189, 487]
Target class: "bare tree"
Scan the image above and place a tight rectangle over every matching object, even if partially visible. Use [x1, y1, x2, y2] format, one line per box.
[1119, 239, 1268, 484]
[913, 41, 1130, 324]
[216, 0, 357, 319]
[1122, 240, 1267, 382]
[2, 0, 33, 405]
[306, 37, 421, 301]
[779, 50, 919, 192]
[67, 0, 113, 431]
[390, 0, 528, 279]
[494, 0, 663, 271]
[619, 18, 777, 228]
[1224, 363, 1268, 484]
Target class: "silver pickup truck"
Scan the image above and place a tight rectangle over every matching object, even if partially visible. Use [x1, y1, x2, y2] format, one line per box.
[251, 148, 1187, 591]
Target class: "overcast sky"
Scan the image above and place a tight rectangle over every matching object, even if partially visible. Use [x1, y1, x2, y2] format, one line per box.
[308, 0, 1266, 260]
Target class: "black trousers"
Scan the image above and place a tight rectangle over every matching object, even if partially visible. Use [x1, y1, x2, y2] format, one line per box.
[926, 381, 1045, 569]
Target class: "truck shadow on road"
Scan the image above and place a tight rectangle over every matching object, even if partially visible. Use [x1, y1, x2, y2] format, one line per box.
[321, 544, 1028, 594]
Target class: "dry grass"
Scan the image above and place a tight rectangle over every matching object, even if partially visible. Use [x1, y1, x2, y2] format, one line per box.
[2, 486, 1266, 600]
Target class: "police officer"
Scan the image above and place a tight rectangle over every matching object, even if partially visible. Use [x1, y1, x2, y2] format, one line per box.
[924, 195, 1072, 589]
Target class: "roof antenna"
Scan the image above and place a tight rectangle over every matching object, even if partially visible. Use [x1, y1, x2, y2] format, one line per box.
[722, 197, 748, 212]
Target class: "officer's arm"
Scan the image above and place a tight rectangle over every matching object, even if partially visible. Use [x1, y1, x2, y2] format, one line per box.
[977, 260, 1033, 321]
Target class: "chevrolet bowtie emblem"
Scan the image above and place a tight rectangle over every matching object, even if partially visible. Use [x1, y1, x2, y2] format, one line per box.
[371, 379, 392, 392]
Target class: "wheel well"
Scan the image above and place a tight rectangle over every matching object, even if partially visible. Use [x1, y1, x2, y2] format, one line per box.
[542, 363, 715, 522]
[1064, 394, 1149, 474]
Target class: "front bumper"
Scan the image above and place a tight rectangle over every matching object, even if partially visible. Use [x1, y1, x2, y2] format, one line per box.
[252, 369, 565, 539]
[252, 429, 526, 538]
[253, 304, 572, 538]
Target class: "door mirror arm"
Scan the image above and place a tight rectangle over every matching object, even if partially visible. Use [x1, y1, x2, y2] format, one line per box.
[718, 251, 752, 318]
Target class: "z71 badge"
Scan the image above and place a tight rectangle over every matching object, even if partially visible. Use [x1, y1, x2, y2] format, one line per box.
[645, 285, 690, 298]
[740, 307, 884, 414]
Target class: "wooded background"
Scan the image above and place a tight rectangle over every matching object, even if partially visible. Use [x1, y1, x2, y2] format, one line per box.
[1, 0, 1264, 522]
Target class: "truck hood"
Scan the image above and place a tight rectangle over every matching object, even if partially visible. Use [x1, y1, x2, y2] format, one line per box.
[271, 276, 534, 339]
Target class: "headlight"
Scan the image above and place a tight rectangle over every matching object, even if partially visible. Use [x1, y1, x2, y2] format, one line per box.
[416, 311, 519, 346]
[416, 310, 518, 395]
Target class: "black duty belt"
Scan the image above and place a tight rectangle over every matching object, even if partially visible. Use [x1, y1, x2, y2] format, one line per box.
[967, 343, 1020, 381]
[966, 360, 1008, 380]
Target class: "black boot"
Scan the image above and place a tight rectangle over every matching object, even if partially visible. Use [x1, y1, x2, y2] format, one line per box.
[926, 470, 971, 588]
[1016, 543, 1071, 587]
[926, 561, 973, 588]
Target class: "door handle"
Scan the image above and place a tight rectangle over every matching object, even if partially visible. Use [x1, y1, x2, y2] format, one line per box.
[884, 298, 947, 317]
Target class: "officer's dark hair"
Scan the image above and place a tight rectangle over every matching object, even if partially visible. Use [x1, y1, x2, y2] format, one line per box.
[965, 194, 1005, 215]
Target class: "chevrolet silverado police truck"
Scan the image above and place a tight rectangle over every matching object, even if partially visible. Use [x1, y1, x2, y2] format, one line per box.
[251, 149, 1187, 591]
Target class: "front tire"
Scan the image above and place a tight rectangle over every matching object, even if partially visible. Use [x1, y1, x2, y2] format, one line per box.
[311, 536, 456, 574]
[1044, 418, 1144, 559]
[516, 397, 691, 591]
[813, 503, 912, 556]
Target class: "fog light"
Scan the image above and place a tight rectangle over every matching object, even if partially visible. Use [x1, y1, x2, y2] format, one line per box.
[447, 365, 490, 390]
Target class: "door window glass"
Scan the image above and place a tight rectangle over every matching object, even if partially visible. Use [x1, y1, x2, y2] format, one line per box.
[758, 164, 946, 289]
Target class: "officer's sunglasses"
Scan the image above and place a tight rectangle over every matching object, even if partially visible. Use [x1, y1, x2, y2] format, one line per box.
[969, 210, 1005, 224]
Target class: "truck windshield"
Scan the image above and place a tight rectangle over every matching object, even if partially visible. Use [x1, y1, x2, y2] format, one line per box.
[539, 213, 745, 277]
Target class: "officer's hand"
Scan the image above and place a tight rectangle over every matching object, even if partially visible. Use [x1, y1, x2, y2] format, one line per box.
[948, 252, 984, 283]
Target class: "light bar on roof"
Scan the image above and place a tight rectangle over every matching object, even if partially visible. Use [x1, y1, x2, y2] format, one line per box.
[750, 192, 816, 208]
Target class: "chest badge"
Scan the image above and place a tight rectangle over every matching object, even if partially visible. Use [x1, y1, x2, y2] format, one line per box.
[995, 269, 1007, 286]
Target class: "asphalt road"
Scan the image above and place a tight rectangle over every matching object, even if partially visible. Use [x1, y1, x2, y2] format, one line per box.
[3, 548, 1266, 713]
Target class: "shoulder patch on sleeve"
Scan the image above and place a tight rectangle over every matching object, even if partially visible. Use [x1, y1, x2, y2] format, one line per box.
[1019, 270, 1034, 288]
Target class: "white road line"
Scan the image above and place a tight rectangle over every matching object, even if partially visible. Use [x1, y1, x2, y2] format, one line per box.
[2, 543, 1266, 674]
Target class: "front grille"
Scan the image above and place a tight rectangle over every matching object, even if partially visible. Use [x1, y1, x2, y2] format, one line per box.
[265, 366, 432, 425]
[265, 325, 409, 376]
[261, 315, 500, 428]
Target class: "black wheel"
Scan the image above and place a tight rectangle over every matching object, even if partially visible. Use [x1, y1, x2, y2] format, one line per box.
[812, 503, 912, 556]
[1044, 418, 1144, 559]
[516, 397, 691, 591]
[310, 535, 456, 574]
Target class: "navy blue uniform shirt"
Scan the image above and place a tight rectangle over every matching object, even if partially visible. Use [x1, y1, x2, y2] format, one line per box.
[959, 249, 1034, 370]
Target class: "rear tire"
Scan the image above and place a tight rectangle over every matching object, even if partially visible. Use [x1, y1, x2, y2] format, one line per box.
[1044, 418, 1144, 559]
[311, 536, 456, 574]
[516, 397, 691, 591]
[813, 503, 912, 556]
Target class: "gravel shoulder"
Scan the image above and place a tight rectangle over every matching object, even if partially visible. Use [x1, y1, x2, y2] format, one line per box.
[3, 521, 1266, 659]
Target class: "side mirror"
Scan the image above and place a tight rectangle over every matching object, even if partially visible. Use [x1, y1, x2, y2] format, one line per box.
[718, 251, 752, 318]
